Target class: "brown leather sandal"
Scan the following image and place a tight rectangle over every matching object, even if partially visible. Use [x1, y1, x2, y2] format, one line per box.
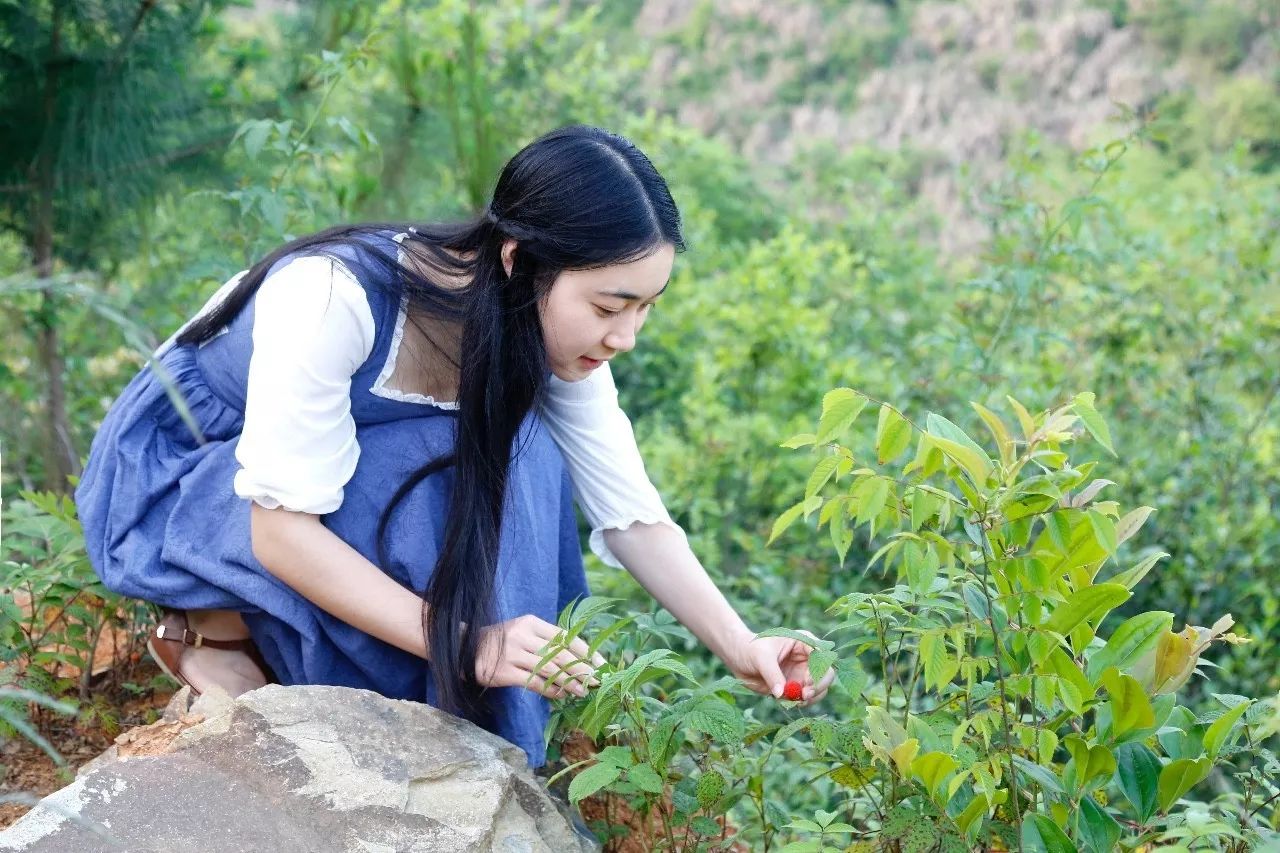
[146, 609, 278, 696]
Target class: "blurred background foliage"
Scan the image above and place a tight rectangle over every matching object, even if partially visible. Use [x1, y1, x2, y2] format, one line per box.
[1, 0, 1277, 827]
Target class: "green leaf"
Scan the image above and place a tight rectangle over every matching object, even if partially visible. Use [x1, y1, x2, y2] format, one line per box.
[690, 816, 723, 837]
[1108, 551, 1169, 589]
[1021, 814, 1077, 853]
[876, 405, 913, 464]
[625, 763, 664, 794]
[956, 794, 991, 839]
[238, 118, 272, 160]
[1063, 736, 1117, 793]
[806, 456, 839, 499]
[781, 432, 816, 449]
[829, 507, 852, 565]
[768, 500, 810, 546]
[912, 751, 958, 799]
[972, 401, 1015, 467]
[1102, 669, 1155, 740]
[685, 699, 745, 744]
[1046, 511, 1071, 552]
[1015, 754, 1066, 797]
[1043, 584, 1131, 637]
[593, 745, 634, 769]
[755, 628, 834, 651]
[833, 658, 869, 700]
[1203, 700, 1251, 759]
[1157, 757, 1212, 812]
[924, 412, 994, 483]
[816, 388, 867, 444]
[1114, 742, 1161, 822]
[569, 761, 623, 803]
[1087, 611, 1174, 682]
[1073, 392, 1115, 455]
[807, 649, 837, 683]
[1086, 510, 1118, 555]
[854, 477, 890, 527]
[1075, 798, 1121, 853]
[920, 631, 958, 691]
[910, 488, 941, 531]
[1115, 506, 1155, 545]
[928, 436, 993, 486]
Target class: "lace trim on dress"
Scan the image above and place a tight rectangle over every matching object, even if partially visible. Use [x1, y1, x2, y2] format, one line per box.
[369, 232, 460, 410]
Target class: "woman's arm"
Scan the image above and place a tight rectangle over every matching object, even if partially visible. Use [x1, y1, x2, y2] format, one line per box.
[250, 503, 431, 660]
[603, 520, 835, 705]
[601, 521, 755, 663]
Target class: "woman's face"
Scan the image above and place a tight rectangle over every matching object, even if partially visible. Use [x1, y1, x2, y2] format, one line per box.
[503, 240, 675, 382]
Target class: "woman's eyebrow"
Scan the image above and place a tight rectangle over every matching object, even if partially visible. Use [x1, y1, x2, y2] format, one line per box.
[597, 281, 669, 301]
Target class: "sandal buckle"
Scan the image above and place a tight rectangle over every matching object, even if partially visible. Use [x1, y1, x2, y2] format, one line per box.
[155, 623, 203, 647]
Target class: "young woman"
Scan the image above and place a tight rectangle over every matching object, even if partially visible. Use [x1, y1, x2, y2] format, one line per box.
[75, 125, 833, 768]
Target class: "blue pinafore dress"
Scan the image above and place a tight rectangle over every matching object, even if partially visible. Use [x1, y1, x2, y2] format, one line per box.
[73, 234, 590, 768]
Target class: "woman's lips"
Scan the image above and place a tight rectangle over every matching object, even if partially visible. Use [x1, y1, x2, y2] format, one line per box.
[579, 356, 604, 369]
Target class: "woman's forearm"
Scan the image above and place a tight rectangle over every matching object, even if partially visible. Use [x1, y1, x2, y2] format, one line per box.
[602, 521, 754, 662]
[250, 503, 430, 660]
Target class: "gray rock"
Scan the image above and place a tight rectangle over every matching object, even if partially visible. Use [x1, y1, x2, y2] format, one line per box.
[1, 685, 600, 853]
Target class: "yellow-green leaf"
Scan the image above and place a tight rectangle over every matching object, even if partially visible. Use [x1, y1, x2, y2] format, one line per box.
[1115, 506, 1155, 546]
[816, 388, 867, 444]
[1157, 757, 1212, 812]
[1073, 392, 1115, 455]
[1102, 669, 1155, 739]
[1087, 611, 1174, 682]
[1087, 510, 1118, 555]
[1203, 700, 1251, 759]
[890, 738, 920, 776]
[930, 436, 993, 485]
[876, 404, 913, 464]
[1109, 551, 1169, 589]
[912, 751, 958, 799]
[768, 501, 807, 546]
[780, 432, 816, 449]
[806, 455, 839, 498]
[972, 401, 1015, 468]
[1043, 584, 1131, 637]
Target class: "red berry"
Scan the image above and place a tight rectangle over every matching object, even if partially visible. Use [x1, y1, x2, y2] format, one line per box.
[782, 681, 803, 701]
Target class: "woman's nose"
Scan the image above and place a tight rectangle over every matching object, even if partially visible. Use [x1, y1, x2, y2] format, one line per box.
[605, 320, 637, 353]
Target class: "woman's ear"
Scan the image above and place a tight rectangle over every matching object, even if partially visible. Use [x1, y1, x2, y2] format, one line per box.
[501, 239, 518, 278]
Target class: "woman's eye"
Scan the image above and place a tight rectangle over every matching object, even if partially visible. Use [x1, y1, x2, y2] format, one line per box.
[595, 306, 621, 317]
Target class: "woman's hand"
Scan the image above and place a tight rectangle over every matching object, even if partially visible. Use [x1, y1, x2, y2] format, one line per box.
[721, 627, 835, 708]
[474, 614, 607, 700]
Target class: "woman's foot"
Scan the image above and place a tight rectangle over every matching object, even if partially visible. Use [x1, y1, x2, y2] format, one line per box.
[154, 609, 270, 699]
[177, 644, 269, 698]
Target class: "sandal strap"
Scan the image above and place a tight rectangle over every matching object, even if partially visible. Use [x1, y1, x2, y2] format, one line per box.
[154, 622, 256, 652]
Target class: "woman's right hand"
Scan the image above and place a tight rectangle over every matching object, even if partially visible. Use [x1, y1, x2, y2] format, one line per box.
[473, 614, 608, 699]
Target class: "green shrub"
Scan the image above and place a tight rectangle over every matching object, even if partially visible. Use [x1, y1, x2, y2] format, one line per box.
[549, 390, 1279, 851]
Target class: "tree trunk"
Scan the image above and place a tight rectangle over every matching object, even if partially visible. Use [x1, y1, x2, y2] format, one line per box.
[34, 0, 79, 493]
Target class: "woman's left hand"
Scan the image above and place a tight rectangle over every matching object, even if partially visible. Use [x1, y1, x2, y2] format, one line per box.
[722, 628, 835, 708]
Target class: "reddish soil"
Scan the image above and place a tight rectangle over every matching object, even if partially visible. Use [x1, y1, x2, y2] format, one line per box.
[557, 730, 752, 852]
[0, 659, 177, 830]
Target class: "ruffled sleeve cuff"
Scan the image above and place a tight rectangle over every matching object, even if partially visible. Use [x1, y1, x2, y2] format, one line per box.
[588, 515, 689, 569]
[232, 470, 346, 516]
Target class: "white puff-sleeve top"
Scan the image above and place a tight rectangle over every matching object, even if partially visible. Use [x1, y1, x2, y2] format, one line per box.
[162, 250, 686, 569]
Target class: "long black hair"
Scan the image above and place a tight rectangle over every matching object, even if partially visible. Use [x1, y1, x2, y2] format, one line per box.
[176, 125, 685, 718]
